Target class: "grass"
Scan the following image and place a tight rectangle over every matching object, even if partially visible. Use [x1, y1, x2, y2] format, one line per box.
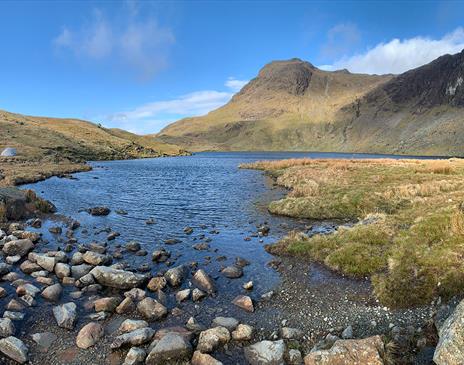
[244, 157, 464, 307]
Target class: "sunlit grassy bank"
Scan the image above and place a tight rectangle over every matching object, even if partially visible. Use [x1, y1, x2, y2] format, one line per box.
[241, 158, 464, 307]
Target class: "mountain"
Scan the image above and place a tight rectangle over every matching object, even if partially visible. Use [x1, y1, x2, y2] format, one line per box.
[156, 51, 464, 156]
[0, 109, 185, 163]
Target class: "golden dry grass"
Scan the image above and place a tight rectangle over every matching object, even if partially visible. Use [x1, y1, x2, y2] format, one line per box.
[246, 157, 464, 307]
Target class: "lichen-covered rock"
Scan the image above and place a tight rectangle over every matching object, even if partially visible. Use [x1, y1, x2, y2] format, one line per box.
[434, 299, 464, 365]
[304, 336, 384, 365]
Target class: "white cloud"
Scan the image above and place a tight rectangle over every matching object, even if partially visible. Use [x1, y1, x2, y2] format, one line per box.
[320, 27, 464, 75]
[321, 23, 361, 59]
[105, 89, 233, 134]
[225, 77, 249, 92]
[53, 6, 174, 80]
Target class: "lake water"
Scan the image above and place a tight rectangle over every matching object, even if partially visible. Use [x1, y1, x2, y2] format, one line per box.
[23, 151, 438, 297]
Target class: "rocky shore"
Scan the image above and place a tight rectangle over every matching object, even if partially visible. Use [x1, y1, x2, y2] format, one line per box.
[0, 180, 463, 364]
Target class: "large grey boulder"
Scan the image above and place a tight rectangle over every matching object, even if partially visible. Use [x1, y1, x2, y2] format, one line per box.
[244, 340, 286, 365]
[1, 148, 16, 157]
[434, 299, 464, 364]
[90, 266, 146, 289]
[145, 333, 192, 364]
[0, 336, 28, 364]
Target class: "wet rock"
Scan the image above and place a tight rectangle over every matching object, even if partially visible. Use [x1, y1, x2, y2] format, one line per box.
[232, 295, 254, 312]
[212, 317, 239, 332]
[191, 350, 223, 365]
[235, 257, 250, 267]
[16, 283, 40, 297]
[119, 319, 149, 333]
[0, 287, 5, 298]
[244, 340, 286, 365]
[48, 226, 62, 234]
[192, 288, 206, 302]
[221, 265, 243, 279]
[137, 298, 168, 321]
[2, 239, 33, 257]
[434, 299, 464, 364]
[116, 297, 136, 314]
[123, 347, 146, 365]
[176, 289, 191, 303]
[0, 318, 15, 337]
[0, 336, 28, 364]
[184, 226, 194, 235]
[83, 251, 112, 266]
[71, 263, 93, 279]
[94, 297, 121, 312]
[281, 327, 304, 340]
[243, 281, 253, 290]
[31, 332, 57, 351]
[304, 336, 384, 365]
[30, 218, 42, 228]
[111, 327, 155, 349]
[76, 322, 104, 349]
[55, 263, 71, 278]
[192, 269, 216, 294]
[147, 277, 167, 292]
[0, 263, 12, 276]
[193, 243, 210, 251]
[145, 333, 192, 364]
[88, 206, 110, 216]
[126, 241, 141, 252]
[90, 266, 146, 289]
[164, 238, 181, 245]
[53, 302, 77, 329]
[152, 248, 171, 263]
[197, 326, 230, 353]
[164, 265, 187, 287]
[4, 311, 25, 321]
[232, 324, 254, 341]
[107, 232, 120, 241]
[41, 283, 63, 302]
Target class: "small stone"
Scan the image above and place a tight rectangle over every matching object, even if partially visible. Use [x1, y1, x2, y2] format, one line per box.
[111, 328, 155, 349]
[53, 302, 77, 329]
[76, 322, 104, 349]
[116, 297, 136, 314]
[288, 349, 303, 364]
[0, 318, 15, 337]
[119, 319, 149, 333]
[197, 327, 230, 353]
[281, 327, 304, 340]
[342, 325, 354, 339]
[244, 340, 286, 365]
[147, 277, 167, 292]
[212, 317, 239, 332]
[41, 283, 63, 302]
[192, 269, 216, 294]
[191, 350, 223, 365]
[137, 298, 167, 321]
[31, 332, 57, 351]
[232, 295, 254, 312]
[192, 288, 206, 302]
[243, 281, 253, 290]
[123, 347, 146, 365]
[232, 324, 254, 341]
[145, 333, 192, 364]
[94, 297, 121, 312]
[221, 265, 243, 279]
[164, 265, 187, 287]
[176, 289, 191, 303]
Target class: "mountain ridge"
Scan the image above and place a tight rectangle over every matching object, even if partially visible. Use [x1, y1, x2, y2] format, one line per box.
[156, 50, 464, 156]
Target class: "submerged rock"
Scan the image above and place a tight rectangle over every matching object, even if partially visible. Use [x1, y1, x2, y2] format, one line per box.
[221, 265, 243, 279]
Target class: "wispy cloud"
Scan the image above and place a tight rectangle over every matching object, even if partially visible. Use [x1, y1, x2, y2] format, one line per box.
[53, 5, 174, 80]
[104, 76, 249, 134]
[225, 77, 249, 92]
[321, 23, 361, 59]
[320, 27, 464, 74]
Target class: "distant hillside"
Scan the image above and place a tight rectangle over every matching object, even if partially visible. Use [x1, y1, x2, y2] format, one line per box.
[156, 51, 464, 156]
[0, 110, 185, 162]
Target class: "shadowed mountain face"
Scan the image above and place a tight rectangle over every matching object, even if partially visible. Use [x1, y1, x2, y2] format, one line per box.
[157, 51, 464, 156]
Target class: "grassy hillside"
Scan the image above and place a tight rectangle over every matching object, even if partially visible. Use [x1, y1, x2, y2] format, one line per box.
[0, 110, 185, 186]
[156, 52, 464, 156]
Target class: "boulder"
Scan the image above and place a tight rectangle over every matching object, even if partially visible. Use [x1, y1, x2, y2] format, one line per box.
[111, 327, 155, 349]
[197, 326, 230, 353]
[90, 266, 146, 289]
[164, 265, 187, 287]
[76, 322, 104, 349]
[434, 299, 464, 364]
[0, 336, 28, 364]
[192, 269, 216, 294]
[53, 302, 77, 329]
[137, 298, 167, 321]
[304, 336, 384, 365]
[244, 340, 286, 365]
[145, 333, 192, 364]
[2, 239, 33, 257]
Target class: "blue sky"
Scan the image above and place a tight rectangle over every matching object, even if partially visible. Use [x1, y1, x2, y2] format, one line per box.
[1, 1, 464, 134]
